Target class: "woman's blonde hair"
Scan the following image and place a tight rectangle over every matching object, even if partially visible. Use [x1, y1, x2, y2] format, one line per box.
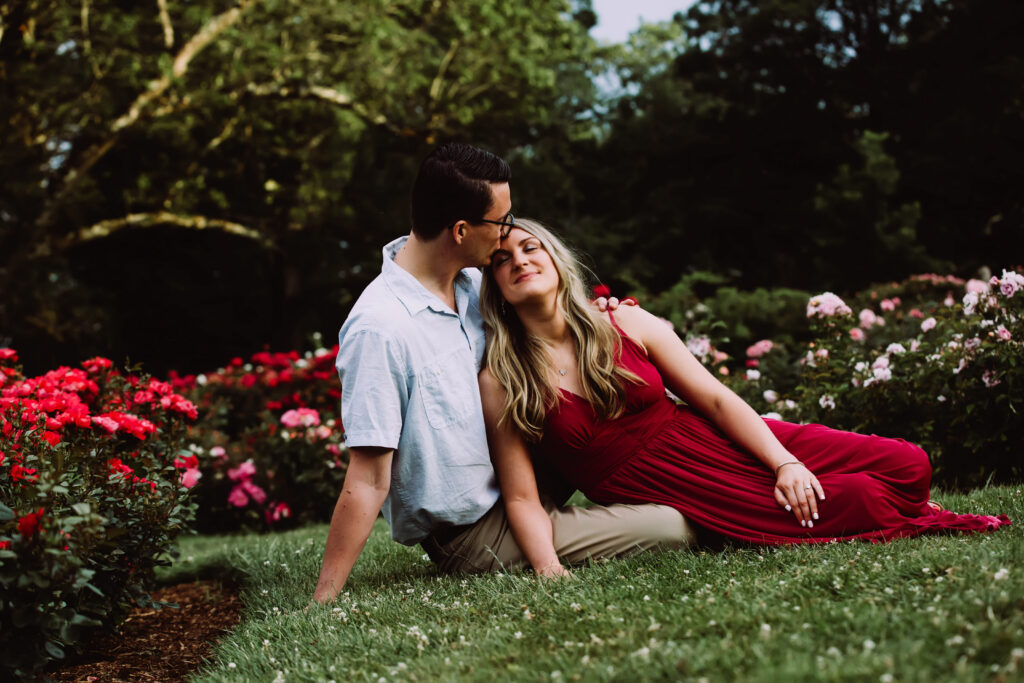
[480, 218, 642, 442]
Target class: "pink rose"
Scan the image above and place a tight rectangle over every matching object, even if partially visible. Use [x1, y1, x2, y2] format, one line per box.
[858, 309, 878, 328]
[92, 416, 120, 433]
[909, 309, 924, 318]
[180, 468, 202, 489]
[965, 279, 989, 294]
[281, 407, 321, 428]
[227, 486, 249, 507]
[880, 299, 896, 312]
[228, 460, 257, 481]
[807, 293, 852, 318]
[815, 348, 829, 358]
[996, 325, 1012, 341]
[241, 479, 267, 505]
[849, 327, 865, 341]
[921, 317, 937, 332]
[210, 446, 228, 460]
[746, 339, 775, 358]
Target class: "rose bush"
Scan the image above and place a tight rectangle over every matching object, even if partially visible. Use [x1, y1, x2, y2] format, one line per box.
[708, 269, 1023, 486]
[0, 352, 198, 678]
[170, 342, 348, 533]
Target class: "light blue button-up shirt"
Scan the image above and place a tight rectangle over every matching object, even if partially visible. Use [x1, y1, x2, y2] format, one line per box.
[336, 237, 499, 545]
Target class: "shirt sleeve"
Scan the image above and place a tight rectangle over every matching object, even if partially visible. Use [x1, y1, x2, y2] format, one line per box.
[336, 327, 408, 449]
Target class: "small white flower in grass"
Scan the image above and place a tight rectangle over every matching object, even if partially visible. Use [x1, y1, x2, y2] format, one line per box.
[994, 568, 1010, 581]
[397, 662, 408, 671]
[551, 672, 562, 679]
[523, 609, 533, 620]
[570, 602, 582, 612]
[946, 635, 965, 646]
[760, 624, 772, 638]
[643, 595, 651, 601]
[590, 634, 604, 644]
[863, 639, 876, 651]
[263, 639, 270, 647]
[581, 655, 591, 665]
[632, 647, 651, 659]
[514, 631, 523, 639]
[272, 672, 285, 683]
[880, 674, 894, 683]
[826, 647, 841, 657]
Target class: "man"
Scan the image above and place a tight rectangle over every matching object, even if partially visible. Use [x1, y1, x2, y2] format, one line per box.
[312, 143, 694, 603]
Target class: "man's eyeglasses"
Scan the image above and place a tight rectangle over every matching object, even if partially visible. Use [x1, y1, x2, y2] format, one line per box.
[473, 211, 516, 239]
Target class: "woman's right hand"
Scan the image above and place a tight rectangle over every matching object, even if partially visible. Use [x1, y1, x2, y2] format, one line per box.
[773, 461, 825, 527]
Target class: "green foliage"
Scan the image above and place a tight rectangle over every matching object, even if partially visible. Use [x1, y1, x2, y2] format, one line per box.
[1, 0, 597, 373]
[0, 355, 197, 678]
[717, 270, 1024, 486]
[642, 270, 810, 360]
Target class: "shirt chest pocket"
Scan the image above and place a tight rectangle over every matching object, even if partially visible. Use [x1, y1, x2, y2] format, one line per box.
[418, 351, 476, 430]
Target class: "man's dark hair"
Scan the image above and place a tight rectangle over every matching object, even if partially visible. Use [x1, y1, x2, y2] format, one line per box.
[410, 143, 511, 240]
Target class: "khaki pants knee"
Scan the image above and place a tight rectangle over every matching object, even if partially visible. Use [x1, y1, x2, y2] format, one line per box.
[425, 498, 696, 575]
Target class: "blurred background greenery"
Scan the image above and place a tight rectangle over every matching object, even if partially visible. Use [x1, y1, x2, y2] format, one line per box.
[2, 0, 1021, 375]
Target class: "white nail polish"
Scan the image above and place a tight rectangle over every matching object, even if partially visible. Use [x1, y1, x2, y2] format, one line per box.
[808, 520, 814, 528]
[801, 519, 806, 527]
[785, 505, 792, 511]
[813, 513, 819, 520]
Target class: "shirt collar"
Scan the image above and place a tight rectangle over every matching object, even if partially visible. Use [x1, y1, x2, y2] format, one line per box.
[381, 236, 475, 317]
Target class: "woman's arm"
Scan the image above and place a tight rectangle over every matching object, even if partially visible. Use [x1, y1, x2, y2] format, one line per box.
[611, 307, 824, 526]
[479, 369, 569, 577]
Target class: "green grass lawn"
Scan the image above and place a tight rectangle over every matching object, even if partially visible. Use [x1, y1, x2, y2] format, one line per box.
[162, 487, 1024, 682]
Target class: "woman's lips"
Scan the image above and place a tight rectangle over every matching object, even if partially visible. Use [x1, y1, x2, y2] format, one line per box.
[514, 272, 537, 284]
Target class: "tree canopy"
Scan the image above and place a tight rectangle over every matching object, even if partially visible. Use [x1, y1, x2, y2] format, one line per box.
[1, 0, 1021, 373]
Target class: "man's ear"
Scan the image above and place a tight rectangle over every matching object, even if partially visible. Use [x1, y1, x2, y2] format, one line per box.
[451, 220, 467, 244]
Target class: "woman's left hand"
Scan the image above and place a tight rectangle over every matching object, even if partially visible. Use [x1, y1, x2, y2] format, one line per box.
[773, 462, 825, 528]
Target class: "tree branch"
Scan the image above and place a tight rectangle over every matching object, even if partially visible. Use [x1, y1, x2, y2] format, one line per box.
[429, 39, 459, 102]
[243, 82, 405, 135]
[32, 212, 271, 258]
[156, 0, 174, 48]
[34, 1, 256, 233]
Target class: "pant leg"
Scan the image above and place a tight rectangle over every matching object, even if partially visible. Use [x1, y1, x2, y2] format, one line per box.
[425, 497, 696, 574]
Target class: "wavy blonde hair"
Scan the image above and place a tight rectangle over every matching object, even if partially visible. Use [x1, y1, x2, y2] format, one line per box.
[480, 218, 642, 442]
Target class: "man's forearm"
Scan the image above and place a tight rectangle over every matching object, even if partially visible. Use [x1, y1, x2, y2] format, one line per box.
[312, 482, 388, 602]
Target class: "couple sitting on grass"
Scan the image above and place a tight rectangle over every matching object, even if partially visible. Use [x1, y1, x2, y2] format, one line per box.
[312, 143, 1008, 602]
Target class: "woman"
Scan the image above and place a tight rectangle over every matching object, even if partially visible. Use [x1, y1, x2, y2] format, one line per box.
[478, 219, 1009, 578]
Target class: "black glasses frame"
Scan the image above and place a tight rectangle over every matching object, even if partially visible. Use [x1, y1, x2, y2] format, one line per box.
[473, 211, 516, 239]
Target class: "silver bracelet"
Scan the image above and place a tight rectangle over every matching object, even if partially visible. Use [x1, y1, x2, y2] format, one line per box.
[774, 460, 801, 476]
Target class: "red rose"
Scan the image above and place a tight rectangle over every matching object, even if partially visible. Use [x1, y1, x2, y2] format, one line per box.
[17, 508, 45, 538]
[41, 430, 61, 446]
[11, 464, 38, 484]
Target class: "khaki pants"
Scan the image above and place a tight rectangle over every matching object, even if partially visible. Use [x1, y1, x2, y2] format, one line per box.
[422, 497, 696, 574]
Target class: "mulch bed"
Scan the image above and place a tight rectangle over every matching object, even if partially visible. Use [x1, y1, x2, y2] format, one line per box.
[47, 579, 243, 682]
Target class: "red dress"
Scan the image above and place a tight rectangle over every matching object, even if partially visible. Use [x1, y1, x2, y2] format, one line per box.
[537, 327, 1010, 544]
